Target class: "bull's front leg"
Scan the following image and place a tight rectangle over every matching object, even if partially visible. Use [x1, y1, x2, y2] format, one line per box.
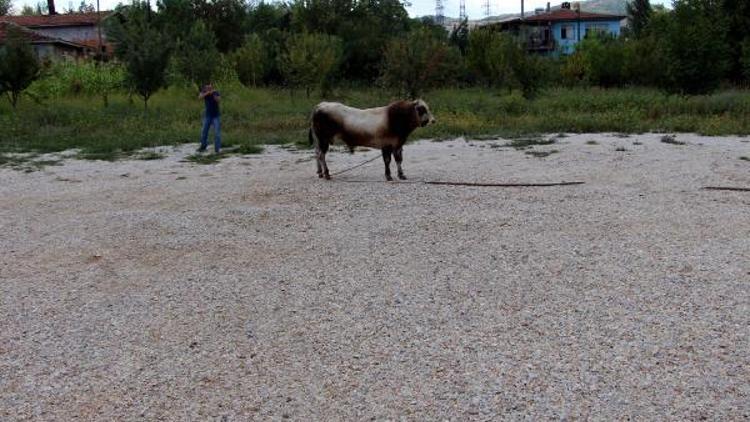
[381, 146, 393, 181]
[394, 146, 406, 180]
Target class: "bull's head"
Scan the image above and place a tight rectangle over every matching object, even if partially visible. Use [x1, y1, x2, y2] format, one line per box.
[413, 99, 436, 127]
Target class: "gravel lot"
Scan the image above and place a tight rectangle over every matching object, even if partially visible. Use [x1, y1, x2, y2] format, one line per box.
[1, 133, 749, 420]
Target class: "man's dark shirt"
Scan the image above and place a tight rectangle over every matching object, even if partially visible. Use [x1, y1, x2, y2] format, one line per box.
[204, 91, 220, 118]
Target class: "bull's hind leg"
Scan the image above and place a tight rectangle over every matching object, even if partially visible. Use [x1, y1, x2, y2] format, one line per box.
[394, 147, 406, 180]
[382, 147, 393, 181]
[316, 152, 323, 177]
[317, 140, 331, 180]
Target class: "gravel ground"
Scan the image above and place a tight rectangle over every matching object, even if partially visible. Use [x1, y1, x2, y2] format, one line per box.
[1, 133, 749, 420]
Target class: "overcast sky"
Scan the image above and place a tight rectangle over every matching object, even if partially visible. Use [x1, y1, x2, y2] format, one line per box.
[10, 0, 672, 20]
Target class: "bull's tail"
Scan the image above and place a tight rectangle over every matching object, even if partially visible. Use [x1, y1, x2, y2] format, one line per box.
[308, 127, 314, 146]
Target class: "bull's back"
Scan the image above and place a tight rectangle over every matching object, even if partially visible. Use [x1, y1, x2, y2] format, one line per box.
[312, 102, 395, 148]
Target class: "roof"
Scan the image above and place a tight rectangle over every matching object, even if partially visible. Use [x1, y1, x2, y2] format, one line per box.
[522, 9, 625, 22]
[0, 21, 89, 49]
[0, 12, 109, 28]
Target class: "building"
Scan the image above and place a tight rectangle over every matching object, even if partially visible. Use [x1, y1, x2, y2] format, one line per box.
[490, 4, 625, 55]
[0, 12, 111, 58]
[0, 21, 90, 60]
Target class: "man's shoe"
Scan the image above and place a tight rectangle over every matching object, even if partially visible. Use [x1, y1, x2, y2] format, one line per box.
[196, 147, 207, 153]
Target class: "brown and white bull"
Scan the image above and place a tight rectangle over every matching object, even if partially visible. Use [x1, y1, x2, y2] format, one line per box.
[308, 99, 435, 181]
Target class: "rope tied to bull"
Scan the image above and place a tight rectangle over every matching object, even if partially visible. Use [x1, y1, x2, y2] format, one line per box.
[328, 153, 585, 187]
[329, 153, 382, 176]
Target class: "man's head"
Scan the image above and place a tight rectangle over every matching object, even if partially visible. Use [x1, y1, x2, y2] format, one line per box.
[203, 83, 213, 92]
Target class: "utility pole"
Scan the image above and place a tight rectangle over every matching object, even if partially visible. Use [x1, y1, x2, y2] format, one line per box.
[459, 0, 466, 20]
[96, 0, 103, 60]
[483, 0, 490, 17]
[435, 0, 444, 25]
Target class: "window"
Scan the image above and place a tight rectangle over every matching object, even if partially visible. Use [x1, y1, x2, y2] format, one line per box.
[560, 25, 574, 40]
[586, 24, 609, 37]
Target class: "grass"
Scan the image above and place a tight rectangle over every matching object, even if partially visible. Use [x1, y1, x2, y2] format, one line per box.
[525, 149, 559, 158]
[2, 85, 750, 159]
[615, 146, 628, 152]
[505, 138, 556, 150]
[184, 153, 225, 165]
[740, 156, 749, 161]
[0, 153, 63, 171]
[586, 140, 599, 145]
[137, 151, 166, 160]
[660, 134, 686, 145]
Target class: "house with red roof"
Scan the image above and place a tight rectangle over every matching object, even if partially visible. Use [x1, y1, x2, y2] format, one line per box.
[0, 11, 111, 59]
[491, 3, 626, 55]
[0, 21, 91, 59]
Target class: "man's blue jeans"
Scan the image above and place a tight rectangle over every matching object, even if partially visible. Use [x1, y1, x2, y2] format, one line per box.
[200, 115, 221, 152]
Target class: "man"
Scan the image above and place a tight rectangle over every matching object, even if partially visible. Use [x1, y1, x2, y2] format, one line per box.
[198, 83, 221, 153]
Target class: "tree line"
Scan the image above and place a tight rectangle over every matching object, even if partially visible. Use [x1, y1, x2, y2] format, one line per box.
[2, 0, 750, 110]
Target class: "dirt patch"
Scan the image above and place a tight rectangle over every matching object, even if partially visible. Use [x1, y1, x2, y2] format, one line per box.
[1, 134, 749, 420]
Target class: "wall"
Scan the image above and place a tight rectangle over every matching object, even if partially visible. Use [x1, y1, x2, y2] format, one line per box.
[551, 19, 622, 55]
[32, 25, 102, 43]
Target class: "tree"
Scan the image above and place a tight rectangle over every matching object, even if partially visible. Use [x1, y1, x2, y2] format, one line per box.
[0, 27, 41, 109]
[449, 18, 470, 56]
[381, 28, 457, 98]
[247, 1, 290, 34]
[175, 20, 221, 89]
[626, 0, 652, 38]
[78, 1, 95, 13]
[0, 0, 12, 15]
[232, 34, 268, 87]
[279, 33, 342, 98]
[661, 0, 729, 94]
[193, 0, 247, 53]
[107, 2, 172, 110]
[467, 30, 519, 91]
[721, 0, 750, 81]
[741, 38, 750, 82]
[289, 0, 410, 82]
[576, 34, 627, 87]
[621, 11, 670, 87]
[83, 61, 125, 107]
[20, 5, 37, 14]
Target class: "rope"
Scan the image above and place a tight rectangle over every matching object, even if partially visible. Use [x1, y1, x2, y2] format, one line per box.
[703, 186, 750, 192]
[328, 153, 382, 176]
[327, 154, 585, 187]
[336, 179, 585, 188]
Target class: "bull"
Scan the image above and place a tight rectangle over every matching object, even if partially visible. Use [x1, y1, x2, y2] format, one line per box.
[308, 99, 435, 181]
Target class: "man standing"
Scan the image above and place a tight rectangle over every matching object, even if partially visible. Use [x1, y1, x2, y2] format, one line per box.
[198, 83, 221, 153]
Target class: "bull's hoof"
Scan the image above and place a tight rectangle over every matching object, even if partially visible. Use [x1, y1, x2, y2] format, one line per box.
[385, 175, 393, 181]
[318, 173, 324, 178]
[398, 173, 407, 180]
[324, 174, 331, 180]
